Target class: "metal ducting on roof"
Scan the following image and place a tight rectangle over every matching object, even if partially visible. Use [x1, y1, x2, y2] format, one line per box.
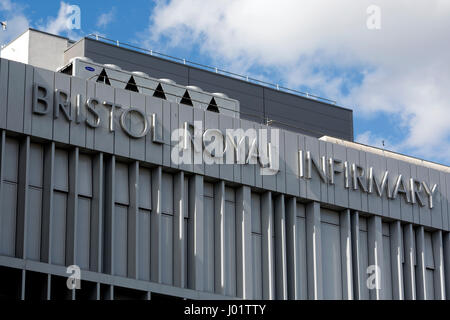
[212, 92, 228, 99]
[57, 57, 241, 118]
[132, 71, 150, 78]
[69, 56, 94, 64]
[186, 85, 203, 92]
[103, 63, 122, 70]
[159, 78, 176, 85]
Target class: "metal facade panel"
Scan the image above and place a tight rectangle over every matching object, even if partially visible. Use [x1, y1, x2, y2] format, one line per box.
[179, 103, 194, 174]
[6, 60, 26, 133]
[417, 166, 431, 226]
[85, 81, 95, 149]
[69, 76, 86, 147]
[51, 191, 67, 265]
[0, 59, 8, 129]
[78, 153, 92, 197]
[326, 142, 335, 205]
[332, 143, 348, 208]
[251, 193, 262, 234]
[54, 148, 68, 192]
[224, 195, 236, 296]
[77, 196, 91, 270]
[430, 169, 443, 229]
[304, 136, 320, 202]
[169, 102, 179, 170]
[29, 143, 43, 188]
[53, 72, 71, 143]
[26, 187, 42, 260]
[161, 214, 174, 285]
[161, 172, 173, 215]
[31, 66, 54, 140]
[114, 204, 128, 277]
[0, 182, 17, 257]
[252, 234, 263, 299]
[138, 167, 151, 210]
[347, 148, 361, 212]
[366, 152, 383, 216]
[398, 161, 412, 221]
[130, 92, 146, 161]
[219, 114, 233, 181]
[23, 65, 34, 134]
[161, 100, 171, 168]
[382, 230, 393, 299]
[319, 141, 328, 204]
[203, 183, 215, 293]
[276, 130, 286, 194]
[114, 162, 129, 205]
[113, 88, 131, 158]
[94, 83, 115, 153]
[439, 172, 448, 231]
[285, 131, 299, 196]
[145, 96, 163, 166]
[321, 221, 342, 300]
[386, 158, 400, 220]
[138, 209, 151, 281]
[295, 212, 308, 300]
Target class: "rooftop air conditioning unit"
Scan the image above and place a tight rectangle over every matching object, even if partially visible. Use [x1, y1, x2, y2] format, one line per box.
[57, 57, 241, 118]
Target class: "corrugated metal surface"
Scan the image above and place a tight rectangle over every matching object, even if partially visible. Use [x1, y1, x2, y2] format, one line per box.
[0, 57, 449, 300]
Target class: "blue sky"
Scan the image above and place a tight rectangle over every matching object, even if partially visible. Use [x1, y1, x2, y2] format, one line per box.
[1, 0, 449, 166]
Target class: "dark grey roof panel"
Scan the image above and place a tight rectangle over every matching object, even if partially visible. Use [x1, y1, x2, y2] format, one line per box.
[65, 38, 354, 140]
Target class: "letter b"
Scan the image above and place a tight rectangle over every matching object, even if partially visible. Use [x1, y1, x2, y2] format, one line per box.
[33, 84, 50, 115]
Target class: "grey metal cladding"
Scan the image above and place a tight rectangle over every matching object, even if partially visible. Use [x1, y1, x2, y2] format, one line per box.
[94, 82, 115, 153]
[145, 95, 163, 166]
[69, 76, 87, 147]
[6, 60, 26, 133]
[53, 72, 71, 144]
[0, 57, 449, 233]
[32, 66, 54, 140]
[114, 87, 131, 158]
[0, 59, 8, 129]
[130, 92, 146, 161]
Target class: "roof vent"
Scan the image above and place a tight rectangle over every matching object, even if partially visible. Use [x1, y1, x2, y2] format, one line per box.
[186, 85, 203, 92]
[96, 68, 111, 85]
[69, 56, 94, 64]
[159, 78, 176, 85]
[153, 83, 166, 100]
[207, 97, 220, 113]
[212, 92, 228, 99]
[104, 64, 122, 71]
[180, 90, 193, 106]
[125, 76, 139, 92]
[132, 71, 150, 78]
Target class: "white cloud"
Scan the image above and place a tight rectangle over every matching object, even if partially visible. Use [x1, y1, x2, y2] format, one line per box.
[40, 1, 82, 39]
[356, 131, 393, 151]
[97, 7, 115, 29]
[144, 0, 450, 165]
[0, 0, 29, 45]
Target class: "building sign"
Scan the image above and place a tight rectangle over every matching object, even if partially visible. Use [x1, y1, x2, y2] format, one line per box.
[33, 84, 164, 141]
[32, 83, 438, 209]
[298, 150, 438, 209]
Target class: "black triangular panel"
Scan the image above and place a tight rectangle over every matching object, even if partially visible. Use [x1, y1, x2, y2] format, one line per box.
[96, 68, 111, 85]
[207, 97, 220, 113]
[153, 83, 166, 100]
[125, 76, 139, 92]
[180, 90, 193, 106]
